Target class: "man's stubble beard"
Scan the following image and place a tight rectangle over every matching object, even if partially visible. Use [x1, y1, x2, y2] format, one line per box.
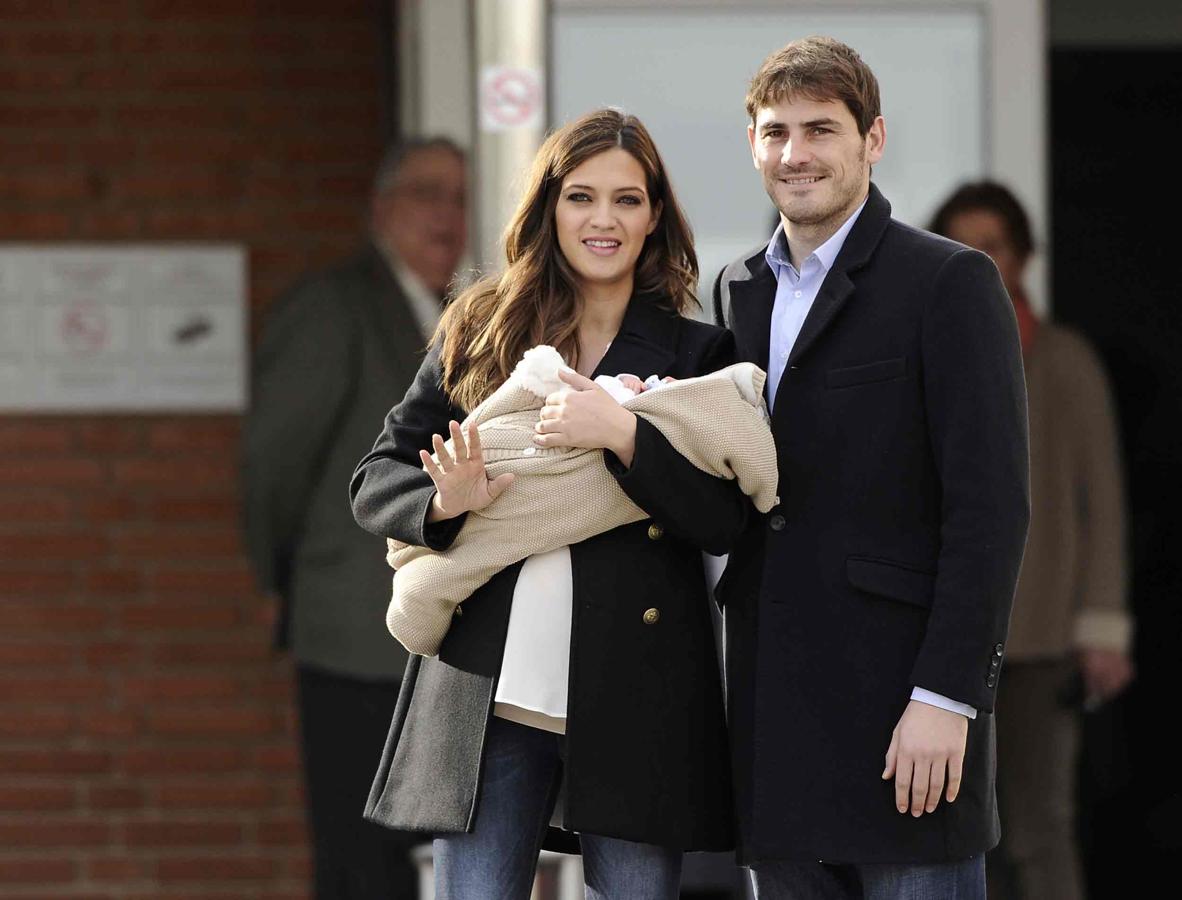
[772, 144, 869, 233]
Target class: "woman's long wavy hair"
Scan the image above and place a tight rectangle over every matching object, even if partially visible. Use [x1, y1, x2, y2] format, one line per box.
[437, 108, 699, 411]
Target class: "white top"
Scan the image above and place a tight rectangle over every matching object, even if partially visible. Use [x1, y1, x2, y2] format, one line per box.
[492, 371, 667, 733]
[493, 546, 573, 728]
[491, 368, 656, 734]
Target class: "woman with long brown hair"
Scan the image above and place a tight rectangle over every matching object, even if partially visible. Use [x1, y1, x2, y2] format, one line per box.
[350, 108, 747, 898]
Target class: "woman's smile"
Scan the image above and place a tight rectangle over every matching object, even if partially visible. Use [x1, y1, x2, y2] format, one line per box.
[582, 237, 623, 256]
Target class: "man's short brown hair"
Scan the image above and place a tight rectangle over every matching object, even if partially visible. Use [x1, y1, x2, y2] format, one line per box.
[746, 36, 881, 137]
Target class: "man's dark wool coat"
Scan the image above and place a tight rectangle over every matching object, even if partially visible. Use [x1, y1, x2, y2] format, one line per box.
[712, 184, 1030, 864]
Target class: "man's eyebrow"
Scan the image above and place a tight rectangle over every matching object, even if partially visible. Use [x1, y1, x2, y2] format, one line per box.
[759, 117, 843, 133]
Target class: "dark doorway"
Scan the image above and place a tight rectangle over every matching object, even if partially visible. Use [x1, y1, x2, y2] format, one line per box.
[1051, 47, 1182, 897]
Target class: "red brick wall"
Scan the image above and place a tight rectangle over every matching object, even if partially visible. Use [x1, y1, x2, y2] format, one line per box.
[0, 4, 391, 898]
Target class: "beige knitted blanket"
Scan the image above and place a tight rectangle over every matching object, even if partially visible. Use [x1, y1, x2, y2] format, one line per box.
[385, 345, 778, 656]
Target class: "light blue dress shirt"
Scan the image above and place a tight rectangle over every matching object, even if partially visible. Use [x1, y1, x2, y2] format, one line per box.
[763, 200, 976, 720]
[764, 199, 866, 411]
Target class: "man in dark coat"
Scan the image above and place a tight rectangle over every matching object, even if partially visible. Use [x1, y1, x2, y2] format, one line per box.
[712, 37, 1030, 899]
[242, 137, 467, 898]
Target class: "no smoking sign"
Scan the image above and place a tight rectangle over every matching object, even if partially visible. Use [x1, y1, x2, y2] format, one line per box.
[480, 66, 544, 133]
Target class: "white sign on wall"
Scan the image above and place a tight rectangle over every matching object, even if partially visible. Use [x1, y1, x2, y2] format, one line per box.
[0, 244, 247, 413]
[480, 65, 545, 132]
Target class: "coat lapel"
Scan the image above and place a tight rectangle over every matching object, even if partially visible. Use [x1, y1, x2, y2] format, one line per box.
[784, 270, 855, 368]
[783, 183, 893, 368]
[592, 296, 678, 379]
[728, 262, 777, 373]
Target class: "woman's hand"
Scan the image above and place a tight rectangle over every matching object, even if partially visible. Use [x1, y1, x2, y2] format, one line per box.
[422, 420, 514, 521]
[534, 368, 638, 467]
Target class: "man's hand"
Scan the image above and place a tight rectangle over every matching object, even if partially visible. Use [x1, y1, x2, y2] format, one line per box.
[1079, 647, 1135, 702]
[882, 699, 969, 816]
[534, 368, 638, 466]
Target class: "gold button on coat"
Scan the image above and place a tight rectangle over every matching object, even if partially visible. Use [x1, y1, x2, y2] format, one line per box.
[643, 608, 660, 625]
[647, 523, 663, 540]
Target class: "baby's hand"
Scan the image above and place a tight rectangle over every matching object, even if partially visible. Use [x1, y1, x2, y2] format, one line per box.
[616, 373, 647, 395]
[640, 375, 678, 391]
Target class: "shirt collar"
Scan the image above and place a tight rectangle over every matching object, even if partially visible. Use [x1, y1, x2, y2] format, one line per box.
[374, 241, 445, 341]
[376, 242, 442, 311]
[764, 195, 869, 277]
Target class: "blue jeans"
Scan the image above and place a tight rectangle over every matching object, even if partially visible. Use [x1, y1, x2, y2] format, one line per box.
[750, 854, 985, 900]
[433, 716, 682, 900]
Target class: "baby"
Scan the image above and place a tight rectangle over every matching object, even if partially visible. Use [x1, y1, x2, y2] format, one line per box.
[594, 372, 673, 402]
[383, 345, 779, 656]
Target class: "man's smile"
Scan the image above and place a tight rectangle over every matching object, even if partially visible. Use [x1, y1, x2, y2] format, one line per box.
[779, 174, 827, 187]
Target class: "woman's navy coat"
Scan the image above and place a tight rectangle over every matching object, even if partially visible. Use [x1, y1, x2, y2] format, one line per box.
[349, 297, 747, 851]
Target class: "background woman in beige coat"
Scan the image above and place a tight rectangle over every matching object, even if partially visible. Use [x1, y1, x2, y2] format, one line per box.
[931, 181, 1136, 900]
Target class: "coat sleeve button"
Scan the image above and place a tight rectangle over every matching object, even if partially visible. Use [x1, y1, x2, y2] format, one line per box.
[994, 642, 1005, 655]
[647, 523, 664, 540]
[769, 514, 786, 532]
[643, 608, 660, 625]
[986, 675, 997, 688]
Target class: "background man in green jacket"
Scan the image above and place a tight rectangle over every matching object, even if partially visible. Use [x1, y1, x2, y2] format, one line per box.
[243, 137, 467, 899]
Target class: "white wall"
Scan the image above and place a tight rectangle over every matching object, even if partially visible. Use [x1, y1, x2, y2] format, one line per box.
[399, 0, 473, 145]
[552, 5, 986, 301]
[402, 0, 1048, 309]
